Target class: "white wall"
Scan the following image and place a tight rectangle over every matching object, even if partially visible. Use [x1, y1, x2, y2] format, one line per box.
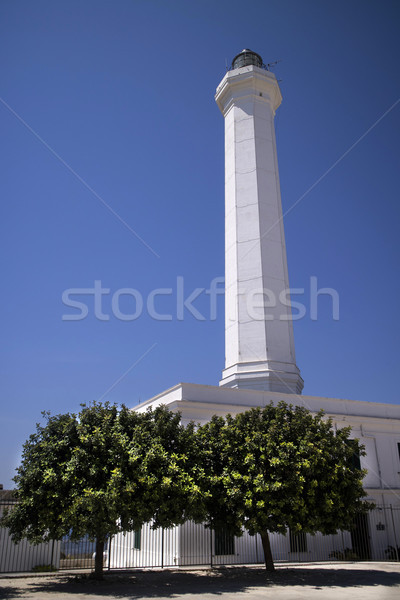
[0, 508, 59, 574]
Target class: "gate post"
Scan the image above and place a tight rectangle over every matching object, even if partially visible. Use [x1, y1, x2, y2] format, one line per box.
[50, 539, 55, 567]
[161, 528, 164, 569]
[107, 536, 112, 571]
[340, 530, 345, 558]
[210, 527, 213, 568]
[389, 505, 400, 561]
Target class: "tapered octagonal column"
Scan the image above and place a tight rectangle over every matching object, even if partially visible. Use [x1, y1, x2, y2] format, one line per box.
[216, 50, 303, 394]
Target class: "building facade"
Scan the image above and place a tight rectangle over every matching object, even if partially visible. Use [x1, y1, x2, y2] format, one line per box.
[122, 50, 400, 566]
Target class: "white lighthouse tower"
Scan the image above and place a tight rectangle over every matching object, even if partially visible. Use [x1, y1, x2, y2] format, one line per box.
[216, 49, 303, 394]
[129, 52, 400, 566]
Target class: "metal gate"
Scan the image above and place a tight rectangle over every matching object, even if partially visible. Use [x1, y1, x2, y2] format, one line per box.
[1, 504, 399, 573]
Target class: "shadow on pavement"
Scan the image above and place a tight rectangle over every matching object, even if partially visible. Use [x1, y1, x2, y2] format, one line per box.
[0, 587, 21, 600]
[1, 566, 400, 598]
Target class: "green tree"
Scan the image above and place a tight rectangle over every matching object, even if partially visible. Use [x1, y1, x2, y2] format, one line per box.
[196, 401, 373, 571]
[1, 402, 202, 578]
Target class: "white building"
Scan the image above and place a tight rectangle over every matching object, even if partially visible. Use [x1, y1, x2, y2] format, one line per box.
[0, 490, 60, 573]
[112, 50, 400, 567]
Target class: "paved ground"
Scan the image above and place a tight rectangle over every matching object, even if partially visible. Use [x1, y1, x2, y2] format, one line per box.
[1, 563, 400, 600]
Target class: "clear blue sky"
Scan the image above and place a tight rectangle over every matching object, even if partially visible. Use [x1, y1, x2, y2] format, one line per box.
[1, 0, 399, 488]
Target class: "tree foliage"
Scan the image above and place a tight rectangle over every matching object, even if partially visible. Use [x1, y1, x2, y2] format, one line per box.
[1, 402, 203, 577]
[196, 401, 373, 571]
[2, 400, 372, 576]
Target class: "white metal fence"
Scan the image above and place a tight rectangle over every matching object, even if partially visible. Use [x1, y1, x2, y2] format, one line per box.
[1, 504, 399, 573]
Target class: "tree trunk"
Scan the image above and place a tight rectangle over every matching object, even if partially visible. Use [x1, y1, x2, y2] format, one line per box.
[260, 531, 275, 572]
[94, 538, 104, 579]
